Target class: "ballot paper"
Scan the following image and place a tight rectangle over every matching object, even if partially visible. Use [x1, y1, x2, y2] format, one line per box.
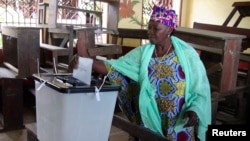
[73, 57, 93, 86]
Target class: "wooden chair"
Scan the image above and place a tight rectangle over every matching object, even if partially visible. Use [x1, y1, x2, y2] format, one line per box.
[39, 26, 75, 73]
[76, 27, 122, 60]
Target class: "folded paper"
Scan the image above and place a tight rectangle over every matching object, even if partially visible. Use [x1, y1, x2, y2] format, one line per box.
[73, 57, 93, 86]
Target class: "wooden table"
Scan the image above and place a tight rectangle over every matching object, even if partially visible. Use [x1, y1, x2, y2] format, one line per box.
[75, 27, 122, 58]
[174, 27, 246, 93]
[1, 26, 40, 78]
[0, 26, 40, 132]
[41, 26, 74, 72]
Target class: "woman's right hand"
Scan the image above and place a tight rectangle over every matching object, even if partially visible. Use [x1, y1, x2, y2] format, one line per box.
[68, 54, 79, 70]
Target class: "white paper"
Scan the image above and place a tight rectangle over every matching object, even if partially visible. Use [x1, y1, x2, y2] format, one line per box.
[73, 57, 93, 86]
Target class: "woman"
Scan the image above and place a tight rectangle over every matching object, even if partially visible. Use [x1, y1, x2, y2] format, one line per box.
[70, 2, 211, 141]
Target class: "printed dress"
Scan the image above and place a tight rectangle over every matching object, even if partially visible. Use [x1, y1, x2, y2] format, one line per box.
[106, 51, 196, 141]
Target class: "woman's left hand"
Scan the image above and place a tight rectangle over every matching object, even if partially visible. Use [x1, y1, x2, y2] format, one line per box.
[182, 111, 199, 127]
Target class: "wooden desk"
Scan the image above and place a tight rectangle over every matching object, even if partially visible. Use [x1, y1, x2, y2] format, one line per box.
[192, 22, 250, 84]
[75, 27, 122, 57]
[0, 78, 24, 132]
[1, 26, 40, 78]
[174, 27, 246, 93]
[0, 26, 40, 132]
[41, 26, 74, 72]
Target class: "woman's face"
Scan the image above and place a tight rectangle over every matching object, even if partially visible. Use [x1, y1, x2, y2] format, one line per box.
[147, 21, 172, 45]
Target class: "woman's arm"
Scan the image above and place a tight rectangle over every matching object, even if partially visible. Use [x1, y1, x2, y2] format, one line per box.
[68, 40, 108, 76]
[92, 59, 108, 75]
[68, 54, 108, 75]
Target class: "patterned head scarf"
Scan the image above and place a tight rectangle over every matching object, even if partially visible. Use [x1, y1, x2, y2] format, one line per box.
[149, 0, 178, 29]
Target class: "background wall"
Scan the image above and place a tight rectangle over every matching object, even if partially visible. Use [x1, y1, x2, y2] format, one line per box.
[118, 0, 142, 29]
[181, 0, 250, 28]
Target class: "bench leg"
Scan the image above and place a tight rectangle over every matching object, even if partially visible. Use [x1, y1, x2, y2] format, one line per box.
[0, 78, 24, 132]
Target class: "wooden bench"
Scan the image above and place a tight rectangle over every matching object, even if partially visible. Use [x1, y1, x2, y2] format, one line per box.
[193, 22, 250, 124]
[116, 28, 149, 55]
[193, 22, 250, 87]
[0, 77, 24, 132]
[1, 26, 40, 78]
[0, 26, 40, 132]
[40, 26, 75, 72]
[76, 27, 122, 59]
[193, 22, 250, 50]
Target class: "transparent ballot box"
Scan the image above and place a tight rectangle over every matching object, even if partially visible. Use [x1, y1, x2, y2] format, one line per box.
[33, 73, 120, 141]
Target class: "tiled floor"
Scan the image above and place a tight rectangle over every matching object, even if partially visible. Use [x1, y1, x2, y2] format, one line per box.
[0, 107, 130, 141]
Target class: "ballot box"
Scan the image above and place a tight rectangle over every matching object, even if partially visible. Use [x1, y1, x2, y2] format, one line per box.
[33, 73, 120, 141]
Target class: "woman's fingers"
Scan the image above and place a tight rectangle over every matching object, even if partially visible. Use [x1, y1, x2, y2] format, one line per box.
[69, 54, 79, 69]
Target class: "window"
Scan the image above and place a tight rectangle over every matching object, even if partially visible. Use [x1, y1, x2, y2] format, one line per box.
[0, 0, 38, 49]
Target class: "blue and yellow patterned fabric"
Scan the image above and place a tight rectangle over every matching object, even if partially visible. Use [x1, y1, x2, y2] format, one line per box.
[105, 36, 211, 141]
[106, 51, 196, 140]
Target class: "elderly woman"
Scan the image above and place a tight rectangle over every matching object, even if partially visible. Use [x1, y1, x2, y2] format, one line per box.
[70, 1, 211, 140]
